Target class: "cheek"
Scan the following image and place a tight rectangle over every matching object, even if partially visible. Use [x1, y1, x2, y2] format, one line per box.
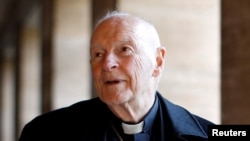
[91, 64, 101, 79]
[91, 66, 103, 92]
[129, 58, 153, 82]
[135, 57, 153, 74]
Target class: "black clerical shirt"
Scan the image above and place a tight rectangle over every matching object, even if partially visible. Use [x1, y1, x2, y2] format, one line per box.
[19, 91, 214, 141]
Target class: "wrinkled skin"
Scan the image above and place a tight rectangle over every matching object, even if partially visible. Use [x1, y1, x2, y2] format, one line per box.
[90, 15, 166, 123]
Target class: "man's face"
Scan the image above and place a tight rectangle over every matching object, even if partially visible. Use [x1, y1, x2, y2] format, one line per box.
[90, 17, 157, 106]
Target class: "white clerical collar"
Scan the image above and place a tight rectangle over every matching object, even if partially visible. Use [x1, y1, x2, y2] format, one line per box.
[121, 121, 144, 134]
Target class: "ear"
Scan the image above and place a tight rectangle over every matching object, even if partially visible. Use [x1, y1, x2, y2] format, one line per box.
[152, 47, 166, 77]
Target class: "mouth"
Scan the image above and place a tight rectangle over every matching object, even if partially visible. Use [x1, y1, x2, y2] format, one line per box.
[105, 80, 122, 85]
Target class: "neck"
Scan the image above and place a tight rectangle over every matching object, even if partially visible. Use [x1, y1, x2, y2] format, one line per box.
[108, 95, 155, 123]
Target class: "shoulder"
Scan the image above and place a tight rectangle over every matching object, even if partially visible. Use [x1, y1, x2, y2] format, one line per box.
[19, 97, 109, 140]
[156, 92, 215, 140]
[156, 91, 214, 124]
[34, 97, 106, 121]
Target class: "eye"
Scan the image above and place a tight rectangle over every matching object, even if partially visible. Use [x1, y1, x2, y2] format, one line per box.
[120, 46, 132, 53]
[95, 52, 104, 57]
[91, 50, 104, 60]
[122, 46, 129, 51]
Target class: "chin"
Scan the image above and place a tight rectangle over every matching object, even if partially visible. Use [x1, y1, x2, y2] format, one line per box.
[102, 96, 128, 106]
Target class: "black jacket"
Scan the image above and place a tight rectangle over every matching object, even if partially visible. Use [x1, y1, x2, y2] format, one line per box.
[18, 92, 214, 141]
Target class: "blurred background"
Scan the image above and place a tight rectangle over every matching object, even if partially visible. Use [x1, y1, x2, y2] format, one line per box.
[0, 0, 250, 141]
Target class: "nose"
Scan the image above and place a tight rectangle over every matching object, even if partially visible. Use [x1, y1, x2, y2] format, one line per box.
[103, 53, 118, 71]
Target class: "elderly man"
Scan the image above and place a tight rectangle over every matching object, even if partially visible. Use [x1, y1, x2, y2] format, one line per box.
[19, 11, 214, 141]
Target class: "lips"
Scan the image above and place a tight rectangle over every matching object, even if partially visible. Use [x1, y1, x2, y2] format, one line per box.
[105, 80, 121, 85]
[102, 73, 125, 85]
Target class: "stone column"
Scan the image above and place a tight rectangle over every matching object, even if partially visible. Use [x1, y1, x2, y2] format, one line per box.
[221, 0, 250, 124]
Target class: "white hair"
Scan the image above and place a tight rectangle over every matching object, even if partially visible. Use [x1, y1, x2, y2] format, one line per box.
[94, 11, 130, 29]
[94, 11, 162, 48]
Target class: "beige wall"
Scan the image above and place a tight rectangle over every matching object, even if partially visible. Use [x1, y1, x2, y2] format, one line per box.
[119, 0, 221, 124]
[53, 0, 91, 108]
[2, 53, 15, 141]
[19, 7, 41, 133]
